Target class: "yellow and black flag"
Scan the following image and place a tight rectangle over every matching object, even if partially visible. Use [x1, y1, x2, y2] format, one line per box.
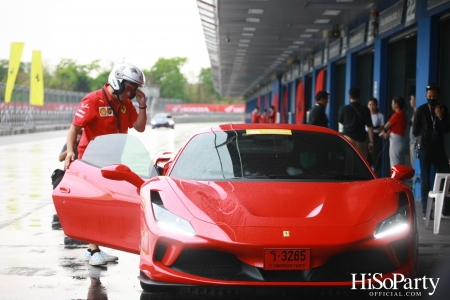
[5, 42, 25, 103]
[30, 50, 44, 106]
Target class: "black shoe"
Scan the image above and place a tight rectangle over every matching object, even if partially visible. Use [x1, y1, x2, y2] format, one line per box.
[52, 214, 62, 230]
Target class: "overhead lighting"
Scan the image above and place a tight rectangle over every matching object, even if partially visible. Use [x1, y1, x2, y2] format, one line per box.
[236, 53, 246, 56]
[238, 44, 249, 47]
[237, 49, 247, 52]
[246, 17, 261, 23]
[248, 9, 264, 14]
[283, 50, 294, 53]
[239, 39, 251, 43]
[300, 34, 313, 38]
[243, 27, 256, 31]
[289, 45, 300, 49]
[242, 32, 254, 36]
[323, 10, 341, 16]
[293, 41, 305, 44]
[305, 28, 320, 33]
[337, 0, 354, 2]
[315, 19, 330, 24]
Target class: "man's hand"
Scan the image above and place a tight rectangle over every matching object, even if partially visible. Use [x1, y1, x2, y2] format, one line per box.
[65, 151, 75, 169]
[135, 89, 146, 107]
[368, 142, 374, 153]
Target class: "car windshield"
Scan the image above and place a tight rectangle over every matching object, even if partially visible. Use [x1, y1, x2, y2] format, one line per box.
[81, 134, 152, 178]
[170, 129, 374, 181]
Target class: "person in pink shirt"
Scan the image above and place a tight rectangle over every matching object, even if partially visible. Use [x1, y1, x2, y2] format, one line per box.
[381, 96, 408, 168]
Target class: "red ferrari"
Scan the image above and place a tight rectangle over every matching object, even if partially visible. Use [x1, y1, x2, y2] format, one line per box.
[53, 123, 417, 293]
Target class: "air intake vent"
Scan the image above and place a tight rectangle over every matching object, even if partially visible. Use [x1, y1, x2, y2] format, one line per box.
[151, 191, 164, 206]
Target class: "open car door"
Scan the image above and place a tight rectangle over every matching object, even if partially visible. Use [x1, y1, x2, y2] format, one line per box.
[52, 134, 152, 254]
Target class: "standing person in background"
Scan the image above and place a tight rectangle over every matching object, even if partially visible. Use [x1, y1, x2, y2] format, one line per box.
[251, 106, 260, 123]
[268, 105, 276, 123]
[367, 98, 384, 177]
[308, 91, 329, 127]
[413, 83, 450, 219]
[409, 87, 416, 167]
[259, 109, 268, 123]
[338, 87, 374, 160]
[381, 96, 407, 168]
[64, 62, 147, 266]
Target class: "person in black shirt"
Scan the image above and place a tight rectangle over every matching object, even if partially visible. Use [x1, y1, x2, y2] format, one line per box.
[308, 90, 329, 127]
[413, 83, 450, 218]
[338, 87, 374, 160]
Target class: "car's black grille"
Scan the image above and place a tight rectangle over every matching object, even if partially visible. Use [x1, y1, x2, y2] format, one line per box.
[168, 249, 399, 282]
[170, 250, 244, 280]
[154, 245, 167, 261]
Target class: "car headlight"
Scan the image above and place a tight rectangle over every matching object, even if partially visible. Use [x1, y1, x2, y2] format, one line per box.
[168, 120, 175, 125]
[152, 203, 196, 237]
[150, 120, 156, 125]
[374, 205, 408, 239]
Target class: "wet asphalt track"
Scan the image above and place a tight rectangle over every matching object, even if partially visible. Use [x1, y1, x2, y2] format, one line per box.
[1, 122, 450, 300]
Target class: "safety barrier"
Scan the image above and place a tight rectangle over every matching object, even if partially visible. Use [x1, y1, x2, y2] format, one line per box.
[0, 82, 84, 129]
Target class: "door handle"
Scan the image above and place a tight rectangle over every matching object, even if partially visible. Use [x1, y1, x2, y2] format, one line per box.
[59, 187, 70, 193]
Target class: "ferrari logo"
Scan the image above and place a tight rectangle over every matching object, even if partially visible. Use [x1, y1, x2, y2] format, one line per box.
[283, 231, 290, 237]
[121, 105, 126, 113]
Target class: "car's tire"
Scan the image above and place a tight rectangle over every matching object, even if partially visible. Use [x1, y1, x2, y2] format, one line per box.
[171, 125, 175, 129]
[151, 126, 155, 129]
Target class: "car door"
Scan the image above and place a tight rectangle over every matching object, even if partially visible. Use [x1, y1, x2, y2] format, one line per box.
[52, 134, 152, 254]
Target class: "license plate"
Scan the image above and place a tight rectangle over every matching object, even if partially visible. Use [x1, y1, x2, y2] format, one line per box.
[264, 248, 311, 270]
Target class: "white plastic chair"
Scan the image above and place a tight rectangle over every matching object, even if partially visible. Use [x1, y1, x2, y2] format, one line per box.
[425, 173, 450, 234]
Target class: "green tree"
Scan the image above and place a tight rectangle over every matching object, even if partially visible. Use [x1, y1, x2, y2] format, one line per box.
[47, 59, 100, 92]
[0, 59, 9, 83]
[90, 70, 110, 90]
[198, 67, 220, 101]
[146, 57, 187, 99]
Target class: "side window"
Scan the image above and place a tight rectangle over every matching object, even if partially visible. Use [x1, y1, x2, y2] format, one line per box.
[171, 132, 236, 180]
[82, 134, 152, 178]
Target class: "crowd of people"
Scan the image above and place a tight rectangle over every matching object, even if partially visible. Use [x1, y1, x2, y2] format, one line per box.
[249, 84, 450, 219]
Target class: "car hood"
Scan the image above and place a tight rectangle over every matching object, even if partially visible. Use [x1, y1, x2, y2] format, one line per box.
[168, 178, 388, 227]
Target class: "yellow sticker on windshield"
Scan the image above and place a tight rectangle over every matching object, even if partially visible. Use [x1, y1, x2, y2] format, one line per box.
[246, 129, 292, 135]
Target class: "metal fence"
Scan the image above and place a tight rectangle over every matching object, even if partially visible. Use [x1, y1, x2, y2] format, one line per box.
[0, 83, 243, 134]
[0, 82, 85, 129]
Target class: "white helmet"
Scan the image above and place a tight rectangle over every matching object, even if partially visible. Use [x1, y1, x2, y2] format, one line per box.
[108, 63, 146, 97]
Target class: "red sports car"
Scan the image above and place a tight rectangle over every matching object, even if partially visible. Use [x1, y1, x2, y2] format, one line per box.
[53, 123, 417, 293]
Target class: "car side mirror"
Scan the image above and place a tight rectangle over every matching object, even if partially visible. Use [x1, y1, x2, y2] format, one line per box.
[390, 165, 415, 181]
[101, 164, 144, 188]
[153, 151, 174, 176]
